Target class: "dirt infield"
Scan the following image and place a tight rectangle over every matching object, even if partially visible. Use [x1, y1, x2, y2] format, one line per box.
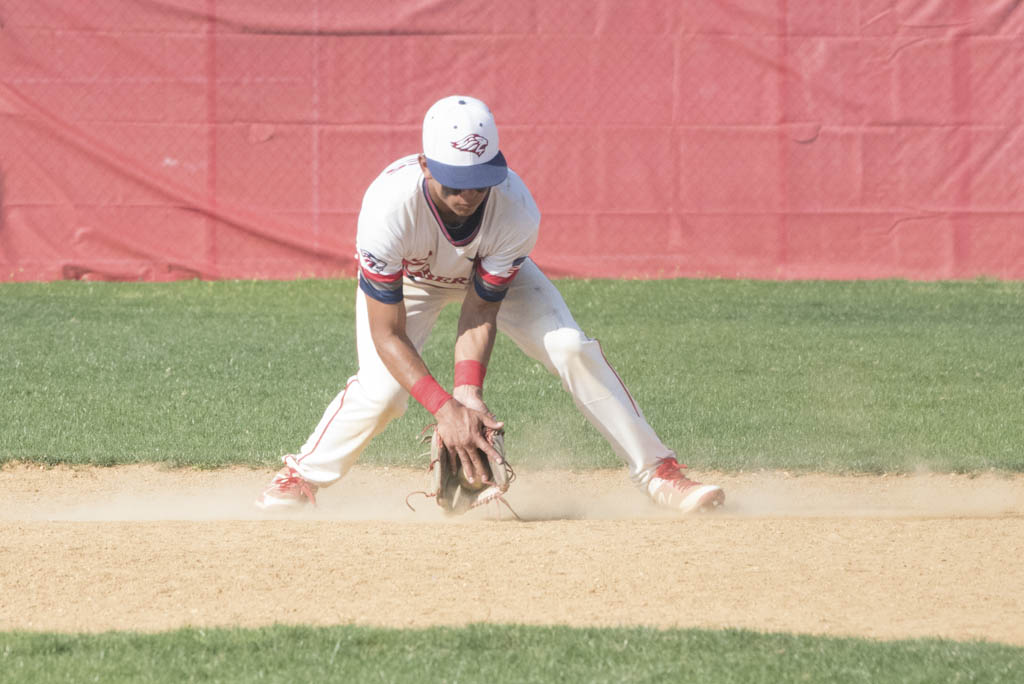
[2, 464, 1022, 645]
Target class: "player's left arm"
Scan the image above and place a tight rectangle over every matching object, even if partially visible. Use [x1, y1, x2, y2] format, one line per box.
[452, 282, 502, 414]
[458, 181, 539, 412]
[453, 252, 529, 411]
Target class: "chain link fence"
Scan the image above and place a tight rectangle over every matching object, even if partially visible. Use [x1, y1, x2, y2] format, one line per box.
[2, 1, 1022, 281]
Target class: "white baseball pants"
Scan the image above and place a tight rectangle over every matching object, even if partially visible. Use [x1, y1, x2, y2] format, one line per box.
[288, 259, 673, 487]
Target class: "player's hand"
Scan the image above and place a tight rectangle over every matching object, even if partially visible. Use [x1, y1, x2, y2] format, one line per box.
[453, 384, 491, 416]
[434, 398, 504, 486]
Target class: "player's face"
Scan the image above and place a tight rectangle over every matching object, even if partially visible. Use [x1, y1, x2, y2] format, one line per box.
[438, 184, 490, 217]
[418, 155, 491, 221]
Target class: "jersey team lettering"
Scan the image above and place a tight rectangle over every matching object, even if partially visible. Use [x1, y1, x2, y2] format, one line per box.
[404, 254, 469, 286]
[360, 249, 472, 287]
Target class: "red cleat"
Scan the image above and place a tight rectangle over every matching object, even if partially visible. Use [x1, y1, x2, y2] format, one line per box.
[647, 457, 725, 513]
[254, 464, 319, 511]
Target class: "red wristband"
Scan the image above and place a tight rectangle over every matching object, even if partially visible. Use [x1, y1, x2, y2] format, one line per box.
[410, 376, 452, 414]
[454, 360, 486, 388]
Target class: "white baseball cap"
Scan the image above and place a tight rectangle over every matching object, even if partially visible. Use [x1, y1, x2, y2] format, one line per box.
[422, 95, 508, 189]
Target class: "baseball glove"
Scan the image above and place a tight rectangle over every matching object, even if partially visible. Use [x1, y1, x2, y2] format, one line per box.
[408, 426, 518, 519]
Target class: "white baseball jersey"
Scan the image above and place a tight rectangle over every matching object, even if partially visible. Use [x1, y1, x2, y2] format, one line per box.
[355, 154, 540, 304]
[282, 154, 687, 505]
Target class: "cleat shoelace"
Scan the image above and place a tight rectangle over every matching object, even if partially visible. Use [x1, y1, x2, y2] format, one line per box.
[654, 457, 699, 489]
[272, 470, 317, 505]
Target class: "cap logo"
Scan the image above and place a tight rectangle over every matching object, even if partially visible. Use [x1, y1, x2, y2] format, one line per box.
[450, 133, 489, 157]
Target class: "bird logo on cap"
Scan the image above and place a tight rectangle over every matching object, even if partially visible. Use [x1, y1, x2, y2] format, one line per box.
[450, 134, 489, 157]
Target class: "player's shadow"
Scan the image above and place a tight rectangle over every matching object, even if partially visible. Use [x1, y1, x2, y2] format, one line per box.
[481, 504, 590, 523]
[473, 494, 671, 522]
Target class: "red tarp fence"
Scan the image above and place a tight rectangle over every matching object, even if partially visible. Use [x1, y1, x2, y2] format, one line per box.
[1, 1, 1022, 281]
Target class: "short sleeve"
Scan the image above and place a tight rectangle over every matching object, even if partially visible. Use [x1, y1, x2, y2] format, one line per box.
[356, 205, 406, 304]
[474, 226, 538, 302]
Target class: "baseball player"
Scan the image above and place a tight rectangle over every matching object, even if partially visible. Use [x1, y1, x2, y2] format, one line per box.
[255, 95, 724, 514]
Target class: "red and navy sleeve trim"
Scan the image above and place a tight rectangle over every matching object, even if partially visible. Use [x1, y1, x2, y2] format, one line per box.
[359, 266, 403, 303]
[472, 257, 526, 302]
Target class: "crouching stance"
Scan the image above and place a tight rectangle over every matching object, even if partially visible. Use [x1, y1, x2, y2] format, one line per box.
[256, 96, 724, 514]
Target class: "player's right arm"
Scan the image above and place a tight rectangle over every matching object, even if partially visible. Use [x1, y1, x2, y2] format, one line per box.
[363, 294, 503, 484]
[355, 163, 501, 482]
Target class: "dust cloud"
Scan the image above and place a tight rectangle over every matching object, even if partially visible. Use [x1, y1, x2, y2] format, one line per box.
[2, 465, 1020, 522]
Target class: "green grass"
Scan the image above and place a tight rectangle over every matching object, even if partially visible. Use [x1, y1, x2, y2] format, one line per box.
[2, 624, 1021, 684]
[3, 279, 1023, 680]
[1, 279, 1022, 473]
